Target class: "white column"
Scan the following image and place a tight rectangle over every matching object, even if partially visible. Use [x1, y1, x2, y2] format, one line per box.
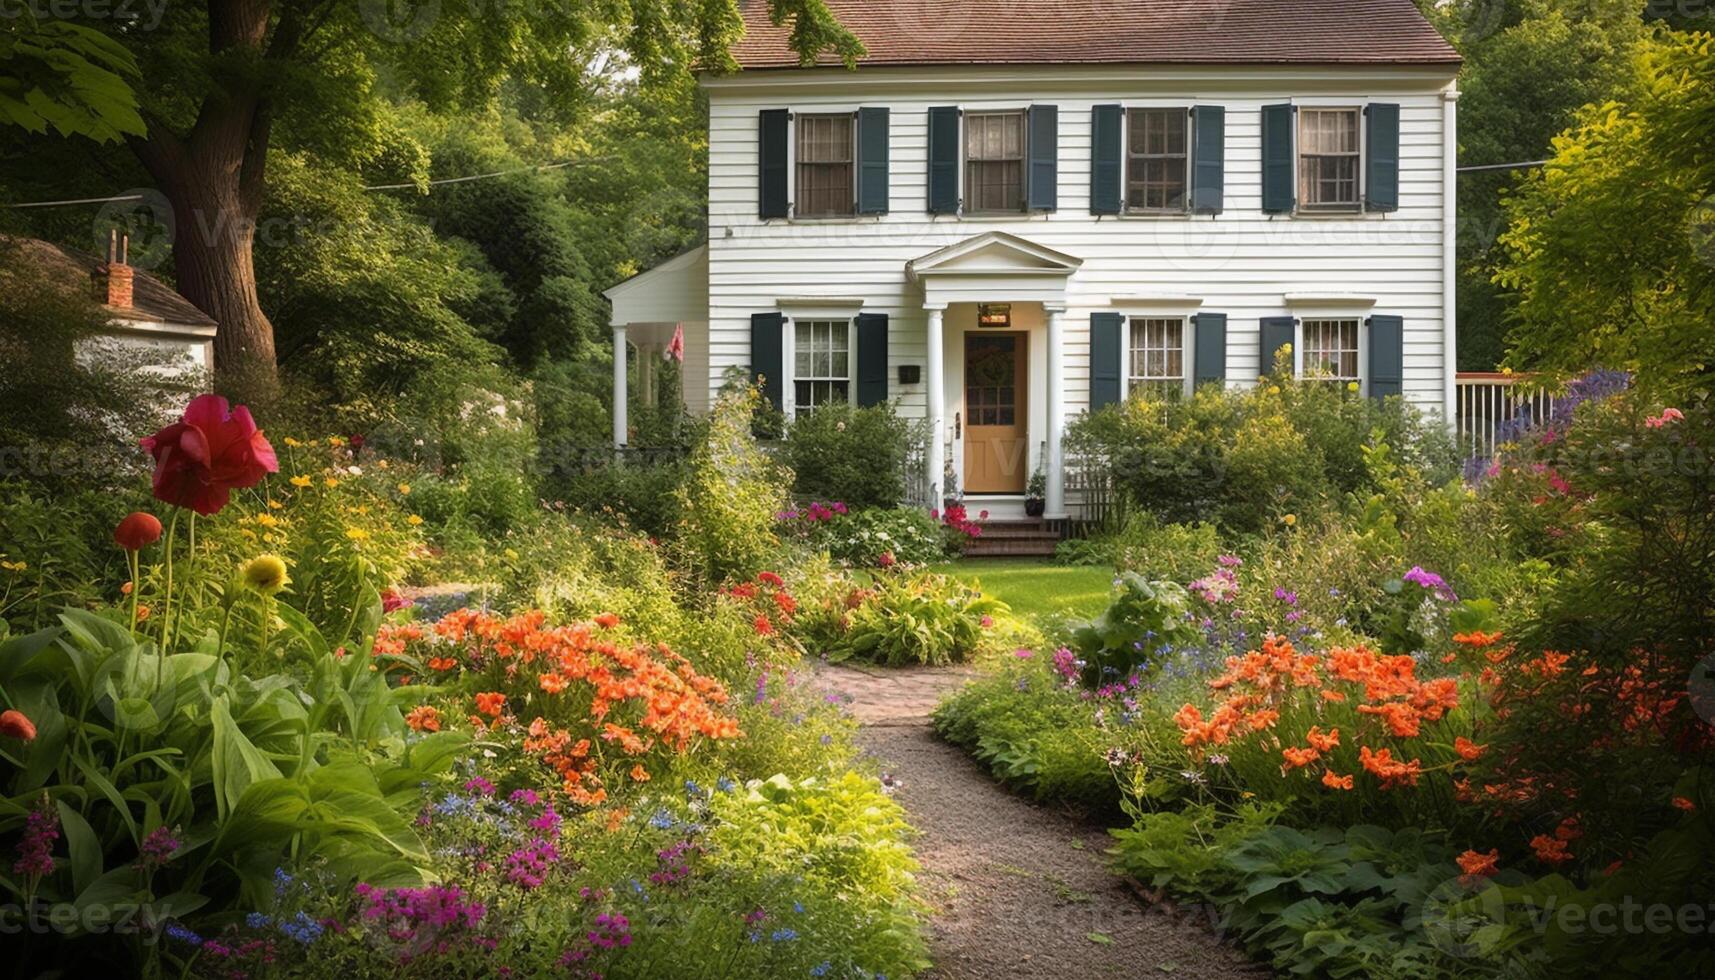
[1045, 303, 1067, 519]
[925, 305, 946, 507]
[612, 324, 629, 448]
[1442, 83, 1460, 432]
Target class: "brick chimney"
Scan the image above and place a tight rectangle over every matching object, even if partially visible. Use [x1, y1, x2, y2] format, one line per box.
[97, 229, 134, 309]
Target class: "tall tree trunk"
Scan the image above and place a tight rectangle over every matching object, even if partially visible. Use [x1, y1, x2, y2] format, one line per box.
[127, 0, 281, 404]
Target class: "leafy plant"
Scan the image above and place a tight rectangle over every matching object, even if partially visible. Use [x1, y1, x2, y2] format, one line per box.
[830, 572, 1003, 667]
[1067, 573, 1199, 687]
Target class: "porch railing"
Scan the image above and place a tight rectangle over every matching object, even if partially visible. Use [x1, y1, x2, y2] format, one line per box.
[1064, 448, 1122, 530]
[1454, 373, 1555, 460]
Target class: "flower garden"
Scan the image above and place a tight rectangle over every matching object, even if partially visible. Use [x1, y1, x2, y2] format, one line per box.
[2, 366, 1712, 979]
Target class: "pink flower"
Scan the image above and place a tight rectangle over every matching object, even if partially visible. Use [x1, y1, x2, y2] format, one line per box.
[139, 394, 278, 515]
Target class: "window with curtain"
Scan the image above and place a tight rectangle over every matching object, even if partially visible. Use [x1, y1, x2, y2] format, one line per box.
[1126, 108, 1188, 212]
[964, 111, 1025, 212]
[793, 319, 850, 415]
[795, 114, 854, 217]
[1127, 317, 1187, 398]
[1301, 318, 1360, 382]
[1298, 108, 1360, 209]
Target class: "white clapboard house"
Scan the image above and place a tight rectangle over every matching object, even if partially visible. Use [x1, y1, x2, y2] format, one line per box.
[605, 0, 1461, 519]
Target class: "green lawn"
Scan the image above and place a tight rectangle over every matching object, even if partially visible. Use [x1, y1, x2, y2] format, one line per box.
[928, 559, 1115, 624]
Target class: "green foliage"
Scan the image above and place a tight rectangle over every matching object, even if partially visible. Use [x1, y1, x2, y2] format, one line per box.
[1110, 514, 1221, 582]
[830, 572, 1003, 667]
[783, 403, 918, 510]
[673, 386, 791, 585]
[0, 15, 143, 142]
[794, 507, 949, 568]
[1496, 30, 1715, 394]
[1068, 573, 1199, 686]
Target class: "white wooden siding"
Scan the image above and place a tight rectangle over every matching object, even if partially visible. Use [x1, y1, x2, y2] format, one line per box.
[703, 65, 1456, 420]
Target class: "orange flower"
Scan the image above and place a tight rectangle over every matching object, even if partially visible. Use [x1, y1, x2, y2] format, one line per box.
[136, 605, 151, 622]
[1454, 737, 1485, 761]
[539, 672, 569, 694]
[1453, 630, 1504, 649]
[1530, 833, 1572, 865]
[1321, 770, 1354, 790]
[1358, 745, 1422, 789]
[1281, 746, 1320, 770]
[0, 709, 37, 742]
[474, 691, 507, 717]
[1456, 848, 1500, 884]
[753, 614, 774, 637]
[594, 613, 621, 629]
[405, 705, 442, 733]
[428, 656, 458, 672]
[629, 764, 651, 782]
[1319, 688, 1346, 703]
[1305, 726, 1340, 752]
[1672, 796, 1697, 812]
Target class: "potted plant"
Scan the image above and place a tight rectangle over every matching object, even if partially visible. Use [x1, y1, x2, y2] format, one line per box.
[942, 459, 962, 512]
[1025, 468, 1047, 517]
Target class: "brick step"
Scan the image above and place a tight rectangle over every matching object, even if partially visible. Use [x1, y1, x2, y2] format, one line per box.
[963, 538, 1060, 558]
[973, 527, 1061, 540]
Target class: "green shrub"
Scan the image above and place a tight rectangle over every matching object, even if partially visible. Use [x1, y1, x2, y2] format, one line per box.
[1067, 572, 1200, 686]
[549, 457, 690, 539]
[782, 402, 918, 510]
[1110, 513, 1220, 582]
[673, 386, 791, 585]
[830, 571, 1003, 666]
[800, 506, 947, 567]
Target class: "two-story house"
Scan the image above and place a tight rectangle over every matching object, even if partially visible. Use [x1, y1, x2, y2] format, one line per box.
[605, 0, 1461, 519]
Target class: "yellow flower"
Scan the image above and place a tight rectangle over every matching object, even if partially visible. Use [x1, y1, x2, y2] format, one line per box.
[1268, 386, 1281, 395]
[1282, 513, 1298, 527]
[239, 555, 290, 596]
[407, 515, 424, 526]
[1346, 381, 1360, 393]
[397, 483, 411, 495]
[1, 559, 27, 572]
[254, 513, 280, 528]
[289, 475, 313, 488]
[284, 436, 303, 448]
[328, 436, 346, 448]
[324, 478, 339, 489]
[267, 499, 283, 510]
[504, 548, 519, 561]
[377, 459, 390, 470]
[345, 528, 371, 542]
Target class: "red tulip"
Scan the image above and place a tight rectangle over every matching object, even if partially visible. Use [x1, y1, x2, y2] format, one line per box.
[113, 512, 163, 551]
[0, 709, 36, 742]
[139, 394, 279, 515]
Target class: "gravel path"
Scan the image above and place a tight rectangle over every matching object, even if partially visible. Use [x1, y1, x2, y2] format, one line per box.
[817, 664, 1263, 980]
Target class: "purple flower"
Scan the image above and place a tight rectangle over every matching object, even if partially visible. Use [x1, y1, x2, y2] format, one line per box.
[11, 799, 57, 879]
[509, 788, 540, 807]
[463, 776, 496, 797]
[136, 826, 180, 871]
[1402, 565, 1458, 602]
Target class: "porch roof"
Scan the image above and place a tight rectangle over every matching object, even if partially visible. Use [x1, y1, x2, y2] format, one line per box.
[906, 231, 1082, 308]
[604, 244, 708, 330]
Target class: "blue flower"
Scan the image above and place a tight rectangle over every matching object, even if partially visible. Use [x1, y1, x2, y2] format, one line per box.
[684, 779, 704, 798]
[716, 777, 737, 793]
[246, 912, 271, 930]
[273, 867, 295, 896]
[811, 963, 831, 976]
[165, 923, 203, 946]
[649, 809, 675, 831]
[771, 928, 799, 942]
[793, 901, 805, 914]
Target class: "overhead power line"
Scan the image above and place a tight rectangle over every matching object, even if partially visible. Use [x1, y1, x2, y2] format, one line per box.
[1457, 160, 1550, 173]
[3, 156, 613, 210]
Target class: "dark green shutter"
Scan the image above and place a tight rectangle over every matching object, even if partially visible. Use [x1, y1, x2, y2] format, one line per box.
[1090, 312, 1124, 409]
[1090, 104, 1123, 215]
[1193, 313, 1227, 385]
[857, 107, 890, 215]
[759, 109, 790, 219]
[1367, 315, 1404, 398]
[855, 313, 889, 406]
[1259, 316, 1297, 377]
[1190, 105, 1225, 214]
[1027, 104, 1058, 211]
[1261, 104, 1295, 215]
[751, 312, 784, 410]
[928, 107, 961, 214]
[1364, 103, 1400, 213]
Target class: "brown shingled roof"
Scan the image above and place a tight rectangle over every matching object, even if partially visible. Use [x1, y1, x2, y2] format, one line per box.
[8, 236, 217, 328]
[732, 0, 1460, 69]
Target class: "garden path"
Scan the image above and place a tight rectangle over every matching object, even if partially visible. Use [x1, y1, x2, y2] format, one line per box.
[816, 663, 1260, 980]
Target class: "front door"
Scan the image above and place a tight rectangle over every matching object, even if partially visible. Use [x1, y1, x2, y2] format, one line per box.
[963, 333, 1028, 493]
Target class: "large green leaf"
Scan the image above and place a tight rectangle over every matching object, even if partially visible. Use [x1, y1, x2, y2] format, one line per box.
[55, 798, 102, 897]
[209, 695, 282, 822]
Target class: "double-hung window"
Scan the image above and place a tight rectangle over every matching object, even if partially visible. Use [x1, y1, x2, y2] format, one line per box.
[1127, 317, 1188, 399]
[793, 319, 850, 416]
[1301, 318, 1360, 383]
[796, 114, 854, 218]
[1298, 108, 1361, 210]
[964, 111, 1026, 213]
[1126, 109, 1188, 212]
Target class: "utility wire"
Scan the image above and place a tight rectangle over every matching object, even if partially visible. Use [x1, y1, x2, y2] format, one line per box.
[3, 156, 613, 209]
[1457, 160, 1550, 173]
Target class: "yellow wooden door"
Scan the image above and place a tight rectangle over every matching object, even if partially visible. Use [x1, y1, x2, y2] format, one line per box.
[963, 333, 1028, 493]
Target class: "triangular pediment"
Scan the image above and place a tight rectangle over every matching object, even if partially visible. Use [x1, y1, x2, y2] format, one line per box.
[907, 231, 1082, 280]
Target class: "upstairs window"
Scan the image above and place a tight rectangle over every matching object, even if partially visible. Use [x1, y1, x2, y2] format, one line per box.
[965, 111, 1026, 213]
[1126, 109, 1188, 212]
[1298, 108, 1360, 209]
[1128, 317, 1187, 398]
[793, 319, 850, 415]
[1302, 318, 1360, 383]
[796, 114, 854, 218]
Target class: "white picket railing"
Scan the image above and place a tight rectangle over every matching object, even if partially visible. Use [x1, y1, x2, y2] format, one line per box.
[1454, 373, 1556, 460]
